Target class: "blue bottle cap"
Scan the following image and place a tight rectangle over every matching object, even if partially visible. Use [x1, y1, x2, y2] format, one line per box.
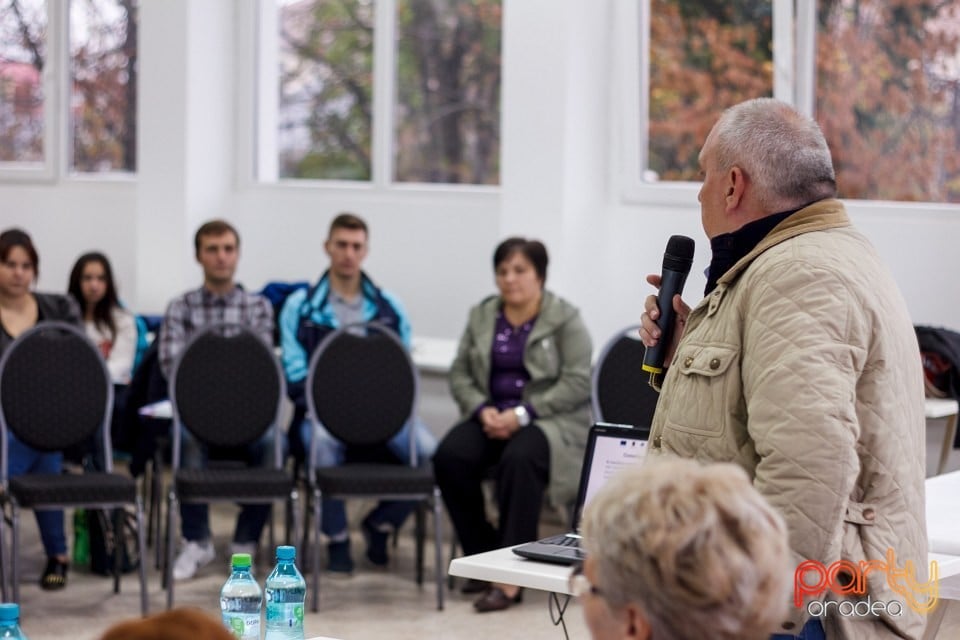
[276, 545, 296, 561]
[0, 603, 19, 621]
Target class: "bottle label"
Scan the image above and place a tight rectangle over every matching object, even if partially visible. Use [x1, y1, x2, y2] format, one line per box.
[266, 602, 304, 630]
[223, 613, 260, 639]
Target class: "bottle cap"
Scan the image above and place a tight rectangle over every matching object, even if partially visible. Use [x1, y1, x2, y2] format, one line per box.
[231, 553, 252, 569]
[276, 545, 296, 561]
[0, 603, 19, 621]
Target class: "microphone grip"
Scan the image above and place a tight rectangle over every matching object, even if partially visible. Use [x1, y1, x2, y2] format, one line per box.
[642, 268, 689, 376]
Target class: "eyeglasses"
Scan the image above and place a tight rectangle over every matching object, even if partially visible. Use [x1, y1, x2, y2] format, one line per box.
[568, 562, 603, 598]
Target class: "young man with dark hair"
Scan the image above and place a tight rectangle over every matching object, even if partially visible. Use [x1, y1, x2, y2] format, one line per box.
[159, 219, 277, 581]
[279, 212, 436, 574]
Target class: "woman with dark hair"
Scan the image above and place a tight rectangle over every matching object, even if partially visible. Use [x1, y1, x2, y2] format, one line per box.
[0, 228, 81, 590]
[434, 237, 593, 612]
[68, 252, 137, 385]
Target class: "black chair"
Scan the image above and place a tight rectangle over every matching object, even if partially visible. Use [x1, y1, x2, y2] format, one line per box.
[592, 325, 660, 427]
[164, 323, 296, 609]
[0, 322, 148, 614]
[304, 322, 444, 612]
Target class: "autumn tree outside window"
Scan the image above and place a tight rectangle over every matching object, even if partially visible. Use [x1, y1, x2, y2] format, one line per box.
[264, 0, 501, 185]
[0, 0, 137, 178]
[644, 0, 960, 203]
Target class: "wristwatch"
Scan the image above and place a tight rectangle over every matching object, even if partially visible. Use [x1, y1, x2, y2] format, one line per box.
[513, 405, 531, 427]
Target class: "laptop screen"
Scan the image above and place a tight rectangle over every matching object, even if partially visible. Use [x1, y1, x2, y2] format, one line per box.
[571, 423, 649, 531]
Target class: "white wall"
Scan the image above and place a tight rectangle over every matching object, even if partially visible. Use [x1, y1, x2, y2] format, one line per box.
[1, 0, 958, 349]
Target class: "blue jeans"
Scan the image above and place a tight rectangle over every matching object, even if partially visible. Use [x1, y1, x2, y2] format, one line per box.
[7, 433, 66, 557]
[179, 426, 283, 544]
[771, 618, 825, 640]
[299, 418, 437, 539]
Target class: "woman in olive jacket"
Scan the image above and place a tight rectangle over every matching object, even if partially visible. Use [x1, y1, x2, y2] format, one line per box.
[434, 237, 592, 613]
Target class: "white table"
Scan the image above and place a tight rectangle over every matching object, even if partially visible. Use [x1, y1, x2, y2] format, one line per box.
[927, 398, 959, 476]
[450, 471, 960, 637]
[926, 470, 960, 557]
[449, 545, 572, 595]
[411, 336, 458, 374]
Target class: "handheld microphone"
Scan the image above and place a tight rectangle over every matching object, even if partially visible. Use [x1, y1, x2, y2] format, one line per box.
[642, 235, 695, 390]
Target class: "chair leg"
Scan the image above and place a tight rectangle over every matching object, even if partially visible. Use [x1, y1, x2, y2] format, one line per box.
[432, 486, 445, 610]
[165, 490, 177, 610]
[135, 497, 149, 616]
[11, 504, 20, 604]
[112, 508, 123, 594]
[286, 487, 300, 547]
[415, 503, 425, 586]
[310, 487, 322, 613]
[152, 456, 164, 569]
[0, 500, 8, 602]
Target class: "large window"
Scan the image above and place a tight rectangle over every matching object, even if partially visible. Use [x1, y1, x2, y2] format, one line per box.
[638, 0, 960, 203]
[263, 0, 501, 185]
[0, 0, 137, 179]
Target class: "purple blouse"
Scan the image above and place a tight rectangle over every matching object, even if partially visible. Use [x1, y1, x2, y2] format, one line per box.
[485, 310, 538, 416]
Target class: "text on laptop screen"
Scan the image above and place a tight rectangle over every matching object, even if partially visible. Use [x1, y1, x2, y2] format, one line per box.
[578, 434, 648, 525]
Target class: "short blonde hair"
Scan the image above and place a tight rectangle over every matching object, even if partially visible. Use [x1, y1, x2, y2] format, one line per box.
[581, 457, 790, 640]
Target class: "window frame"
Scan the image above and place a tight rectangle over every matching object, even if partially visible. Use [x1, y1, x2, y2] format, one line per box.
[618, 0, 958, 210]
[247, 0, 501, 194]
[0, 0, 137, 183]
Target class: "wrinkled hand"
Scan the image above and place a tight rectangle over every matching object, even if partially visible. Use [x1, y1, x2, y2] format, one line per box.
[480, 407, 520, 440]
[638, 273, 691, 366]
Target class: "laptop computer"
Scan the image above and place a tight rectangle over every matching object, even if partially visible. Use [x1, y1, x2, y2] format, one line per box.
[512, 422, 650, 565]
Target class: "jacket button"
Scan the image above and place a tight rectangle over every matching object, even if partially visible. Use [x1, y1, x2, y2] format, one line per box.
[862, 508, 876, 521]
[683, 357, 694, 367]
[709, 358, 720, 370]
[653, 436, 662, 448]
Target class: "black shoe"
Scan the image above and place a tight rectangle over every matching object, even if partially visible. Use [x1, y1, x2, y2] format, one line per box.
[327, 540, 354, 574]
[361, 516, 389, 566]
[41, 557, 68, 591]
[460, 578, 489, 594]
[474, 586, 523, 613]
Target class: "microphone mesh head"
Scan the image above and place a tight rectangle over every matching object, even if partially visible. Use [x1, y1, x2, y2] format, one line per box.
[663, 235, 695, 272]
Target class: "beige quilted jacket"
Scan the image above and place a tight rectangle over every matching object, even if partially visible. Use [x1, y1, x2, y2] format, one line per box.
[648, 200, 928, 639]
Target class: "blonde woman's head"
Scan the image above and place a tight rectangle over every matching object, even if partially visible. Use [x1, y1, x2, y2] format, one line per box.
[579, 457, 790, 640]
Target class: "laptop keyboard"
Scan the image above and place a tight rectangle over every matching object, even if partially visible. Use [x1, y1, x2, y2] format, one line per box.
[541, 534, 581, 547]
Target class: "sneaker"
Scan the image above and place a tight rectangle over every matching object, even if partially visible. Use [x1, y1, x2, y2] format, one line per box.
[172, 539, 216, 581]
[361, 516, 390, 567]
[230, 541, 257, 561]
[327, 540, 354, 575]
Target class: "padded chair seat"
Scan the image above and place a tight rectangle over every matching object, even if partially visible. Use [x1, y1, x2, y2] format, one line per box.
[9, 473, 137, 508]
[314, 464, 435, 496]
[175, 468, 292, 502]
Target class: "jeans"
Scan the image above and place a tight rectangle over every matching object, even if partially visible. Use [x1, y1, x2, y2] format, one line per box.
[179, 425, 283, 544]
[771, 618, 825, 640]
[299, 418, 437, 539]
[7, 433, 66, 557]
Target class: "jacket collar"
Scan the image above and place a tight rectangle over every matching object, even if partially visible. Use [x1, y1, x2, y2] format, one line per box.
[716, 198, 850, 288]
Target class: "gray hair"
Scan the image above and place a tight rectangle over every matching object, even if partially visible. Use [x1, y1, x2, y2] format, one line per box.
[712, 98, 836, 211]
[581, 457, 791, 640]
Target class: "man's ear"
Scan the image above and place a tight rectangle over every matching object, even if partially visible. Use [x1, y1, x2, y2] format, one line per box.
[624, 603, 652, 640]
[725, 165, 747, 212]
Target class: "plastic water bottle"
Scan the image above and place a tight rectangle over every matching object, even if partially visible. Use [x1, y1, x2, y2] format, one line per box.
[220, 553, 262, 640]
[264, 545, 306, 640]
[0, 603, 28, 639]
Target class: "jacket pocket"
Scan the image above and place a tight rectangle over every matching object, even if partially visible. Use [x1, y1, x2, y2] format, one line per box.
[662, 343, 739, 438]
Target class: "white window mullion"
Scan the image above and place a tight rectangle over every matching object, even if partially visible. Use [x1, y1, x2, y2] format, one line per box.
[371, 0, 396, 187]
[254, 0, 279, 183]
[794, 0, 816, 117]
[772, 0, 794, 105]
